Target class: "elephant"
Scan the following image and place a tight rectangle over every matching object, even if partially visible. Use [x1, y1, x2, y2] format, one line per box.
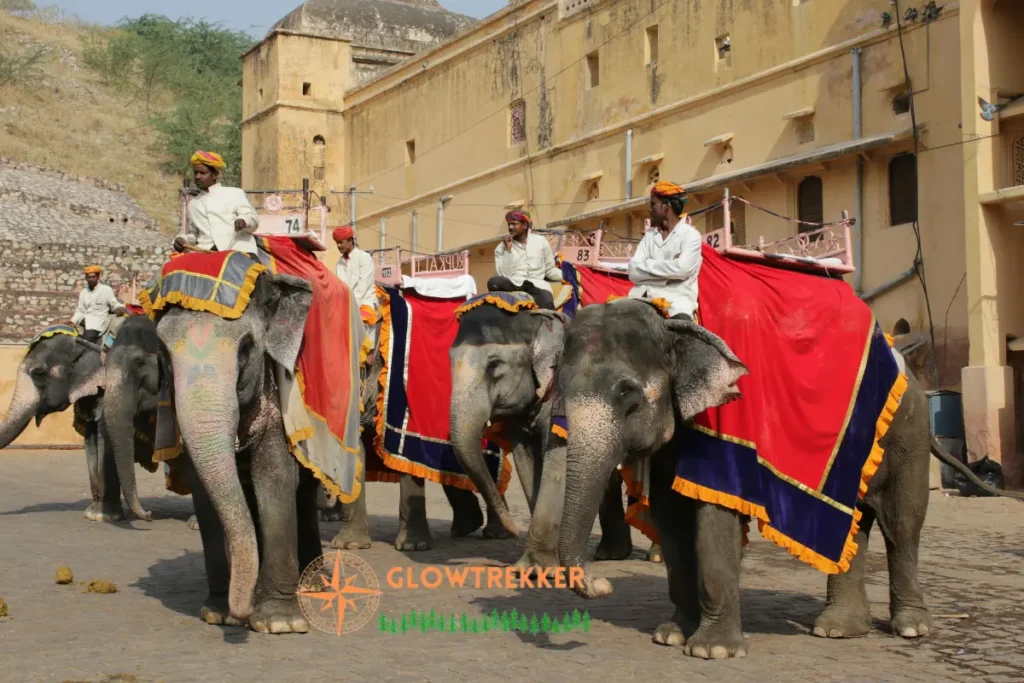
[448, 301, 661, 569]
[0, 321, 131, 522]
[152, 266, 329, 632]
[321, 306, 518, 551]
[554, 298, 1024, 660]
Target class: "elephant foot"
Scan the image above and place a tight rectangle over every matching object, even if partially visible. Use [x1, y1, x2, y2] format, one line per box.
[331, 525, 372, 551]
[450, 505, 484, 538]
[395, 520, 432, 551]
[249, 597, 309, 635]
[683, 624, 747, 659]
[812, 605, 872, 639]
[512, 548, 557, 572]
[200, 596, 244, 628]
[482, 516, 515, 540]
[84, 501, 125, 522]
[593, 531, 633, 561]
[646, 542, 664, 564]
[891, 607, 932, 639]
[187, 515, 200, 531]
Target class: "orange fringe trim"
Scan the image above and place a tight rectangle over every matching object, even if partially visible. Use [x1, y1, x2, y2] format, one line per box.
[139, 259, 265, 321]
[606, 294, 672, 318]
[550, 423, 568, 440]
[372, 289, 514, 495]
[360, 305, 381, 326]
[668, 357, 909, 574]
[454, 294, 537, 319]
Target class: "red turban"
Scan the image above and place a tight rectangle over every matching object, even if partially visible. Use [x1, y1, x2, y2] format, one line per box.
[332, 225, 354, 242]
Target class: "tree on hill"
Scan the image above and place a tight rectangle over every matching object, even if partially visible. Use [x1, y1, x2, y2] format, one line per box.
[81, 14, 253, 186]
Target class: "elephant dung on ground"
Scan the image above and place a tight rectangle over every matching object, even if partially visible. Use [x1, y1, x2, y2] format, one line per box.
[554, 298, 1024, 660]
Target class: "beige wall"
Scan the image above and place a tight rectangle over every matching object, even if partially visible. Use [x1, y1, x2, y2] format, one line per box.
[0, 345, 80, 448]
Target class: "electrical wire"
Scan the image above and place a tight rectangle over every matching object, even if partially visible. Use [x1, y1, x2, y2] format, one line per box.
[893, 0, 940, 388]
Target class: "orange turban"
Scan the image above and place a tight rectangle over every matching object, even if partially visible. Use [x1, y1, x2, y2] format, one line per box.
[333, 225, 354, 242]
[505, 209, 531, 225]
[83, 265, 102, 275]
[190, 150, 225, 170]
[651, 181, 686, 199]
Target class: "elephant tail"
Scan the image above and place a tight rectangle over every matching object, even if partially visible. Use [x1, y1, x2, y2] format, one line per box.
[930, 437, 1024, 501]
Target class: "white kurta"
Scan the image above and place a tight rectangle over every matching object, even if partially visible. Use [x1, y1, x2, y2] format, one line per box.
[71, 283, 124, 332]
[627, 220, 703, 318]
[493, 231, 562, 293]
[182, 183, 260, 254]
[335, 247, 377, 310]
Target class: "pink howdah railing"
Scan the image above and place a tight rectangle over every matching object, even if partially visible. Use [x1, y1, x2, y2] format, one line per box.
[368, 247, 471, 286]
[557, 195, 855, 278]
[178, 178, 329, 252]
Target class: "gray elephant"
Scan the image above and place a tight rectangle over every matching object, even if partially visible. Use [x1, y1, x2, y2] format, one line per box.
[554, 298, 1024, 660]
[152, 266, 331, 632]
[448, 299, 661, 568]
[0, 321, 156, 522]
[322, 304, 516, 551]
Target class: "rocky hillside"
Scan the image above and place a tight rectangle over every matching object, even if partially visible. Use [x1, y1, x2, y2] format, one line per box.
[0, 6, 180, 231]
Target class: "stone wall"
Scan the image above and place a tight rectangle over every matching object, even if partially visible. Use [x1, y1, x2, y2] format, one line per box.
[0, 159, 171, 342]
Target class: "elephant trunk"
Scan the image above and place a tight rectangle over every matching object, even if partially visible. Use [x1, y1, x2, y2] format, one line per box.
[449, 372, 519, 537]
[173, 357, 258, 622]
[0, 370, 39, 448]
[557, 399, 620, 599]
[102, 369, 150, 521]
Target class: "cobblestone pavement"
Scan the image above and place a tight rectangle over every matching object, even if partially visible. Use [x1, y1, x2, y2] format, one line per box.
[2, 450, 1024, 683]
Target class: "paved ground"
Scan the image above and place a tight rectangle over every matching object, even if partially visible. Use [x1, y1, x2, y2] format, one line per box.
[1, 450, 1024, 683]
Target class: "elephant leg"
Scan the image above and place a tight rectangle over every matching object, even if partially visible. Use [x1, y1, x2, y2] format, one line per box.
[594, 471, 633, 561]
[647, 541, 664, 563]
[649, 458, 699, 648]
[444, 484, 484, 538]
[331, 464, 371, 550]
[875, 485, 932, 638]
[514, 442, 565, 570]
[395, 474, 432, 551]
[513, 443, 539, 513]
[84, 420, 124, 522]
[295, 468, 323, 576]
[248, 423, 308, 635]
[483, 493, 516, 540]
[187, 456, 241, 627]
[684, 502, 747, 659]
[813, 508, 875, 638]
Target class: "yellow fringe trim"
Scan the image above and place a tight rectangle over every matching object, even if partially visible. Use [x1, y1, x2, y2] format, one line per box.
[360, 305, 382, 325]
[550, 423, 568, 439]
[454, 294, 538, 319]
[139, 260, 265, 321]
[606, 294, 672, 318]
[372, 288, 513, 494]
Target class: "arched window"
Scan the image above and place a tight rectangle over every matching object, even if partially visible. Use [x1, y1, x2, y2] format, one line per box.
[888, 153, 918, 226]
[312, 135, 326, 182]
[797, 175, 823, 234]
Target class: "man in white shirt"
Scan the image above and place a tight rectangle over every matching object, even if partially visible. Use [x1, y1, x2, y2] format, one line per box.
[488, 209, 562, 309]
[173, 150, 260, 257]
[333, 224, 379, 346]
[69, 265, 127, 341]
[628, 181, 703, 321]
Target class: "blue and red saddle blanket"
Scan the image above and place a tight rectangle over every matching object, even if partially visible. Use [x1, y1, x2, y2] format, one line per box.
[366, 286, 514, 493]
[554, 246, 907, 574]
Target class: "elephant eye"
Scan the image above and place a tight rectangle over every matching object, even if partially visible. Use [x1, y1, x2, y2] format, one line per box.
[486, 358, 505, 377]
[616, 379, 642, 415]
[28, 366, 45, 377]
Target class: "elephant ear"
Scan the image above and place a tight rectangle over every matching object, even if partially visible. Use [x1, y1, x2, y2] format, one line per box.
[665, 318, 749, 422]
[265, 273, 313, 373]
[68, 349, 104, 404]
[528, 309, 568, 401]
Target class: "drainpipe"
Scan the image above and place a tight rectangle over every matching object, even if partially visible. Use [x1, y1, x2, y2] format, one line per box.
[411, 210, 418, 250]
[852, 47, 864, 294]
[437, 195, 453, 252]
[380, 217, 386, 250]
[859, 265, 917, 303]
[625, 129, 633, 199]
[349, 183, 357, 233]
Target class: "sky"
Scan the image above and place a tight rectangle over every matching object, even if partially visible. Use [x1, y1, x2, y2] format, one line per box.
[40, 0, 507, 37]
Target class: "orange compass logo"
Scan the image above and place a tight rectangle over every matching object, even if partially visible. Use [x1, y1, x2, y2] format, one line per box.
[296, 550, 383, 636]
